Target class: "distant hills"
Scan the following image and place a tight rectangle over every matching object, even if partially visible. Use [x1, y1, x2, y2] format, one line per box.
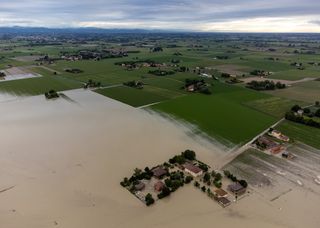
[0, 26, 319, 37]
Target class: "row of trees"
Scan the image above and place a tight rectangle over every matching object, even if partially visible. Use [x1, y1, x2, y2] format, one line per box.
[158, 171, 194, 199]
[168, 150, 196, 164]
[250, 69, 269, 76]
[115, 59, 156, 66]
[247, 80, 286, 91]
[203, 170, 223, 188]
[223, 170, 248, 188]
[148, 69, 175, 76]
[123, 80, 143, 89]
[285, 111, 320, 128]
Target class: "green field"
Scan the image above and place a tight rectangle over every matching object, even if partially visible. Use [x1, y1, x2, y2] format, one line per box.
[0, 75, 82, 95]
[151, 83, 277, 145]
[244, 96, 307, 118]
[276, 120, 320, 149]
[266, 80, 320, 103]
[271, 68, 320, 81]
[1, 35, 319, 149]
[96, 86, 170, 107]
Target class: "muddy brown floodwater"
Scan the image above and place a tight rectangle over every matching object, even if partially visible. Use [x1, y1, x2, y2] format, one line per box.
[0, 89, 319, 228]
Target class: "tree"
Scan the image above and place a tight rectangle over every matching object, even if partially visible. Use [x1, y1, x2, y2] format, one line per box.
[291, 105, 301, 112]
[134, 168, 142, 176]
[185, 176, 193, 184]
[194, 181, 200, 188]
[203, 172, 211, 183]
[201, 186, 206, 192]
[175, 180, 183, 189]
[223, 170, 231, 177]
[198, 163, 208, 172]
[214, 181, 222, 188]
[145, 193, 155, 206]
[315, 109, 320, 118]
[165, 179, 172, 188]
[120, 177, 130, 187]
[239, 180, 248, 188]
[158, 186, 171, 199]
[316, 101, 320, 107]
[182, 150, 196, 160]
[214, 173, 222, 182]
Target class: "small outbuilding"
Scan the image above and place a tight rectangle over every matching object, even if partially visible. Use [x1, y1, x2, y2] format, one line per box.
[134, 182, 145, 191]
[154, 181, 165, 192]
[152, 166, 168, 179]
[217, 197, 231, 207]
[214, 188, 228, 198]
[228, 182, 246, 195]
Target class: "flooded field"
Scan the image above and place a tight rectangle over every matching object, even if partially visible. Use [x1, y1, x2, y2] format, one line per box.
[0, 89, 319, 228]
[225, 145, 320, 228]
[0, 67, 41, 82]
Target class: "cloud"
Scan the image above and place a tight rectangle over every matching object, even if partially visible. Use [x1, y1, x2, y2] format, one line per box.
[0, 0, 319, 32]
[310, 20, 320, 26]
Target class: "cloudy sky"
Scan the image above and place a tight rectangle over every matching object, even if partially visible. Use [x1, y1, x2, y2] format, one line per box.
[1, 0, 320, 32]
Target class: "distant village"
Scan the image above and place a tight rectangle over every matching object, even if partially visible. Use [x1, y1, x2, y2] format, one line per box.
[120, 150, 248, 207]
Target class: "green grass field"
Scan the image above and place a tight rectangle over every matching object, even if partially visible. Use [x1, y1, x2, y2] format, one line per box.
[96, 85, 170, 107]
[265, 80, 320, 103]
[0, 75, 82, 95]
[244, 96, 307, 118]
[271, 69, 320, 81]
[276, 120, 320, 149]
[151, 83, 277, 145]
[1, 38, 319, 150]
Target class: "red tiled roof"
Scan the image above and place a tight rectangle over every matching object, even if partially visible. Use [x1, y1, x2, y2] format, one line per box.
[214, 188, 228, 197]
[183, 163, 202, 174]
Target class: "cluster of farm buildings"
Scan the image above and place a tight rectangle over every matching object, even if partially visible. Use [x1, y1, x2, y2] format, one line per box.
[121, 152, 248, 208]
[253, 129, 294, 159]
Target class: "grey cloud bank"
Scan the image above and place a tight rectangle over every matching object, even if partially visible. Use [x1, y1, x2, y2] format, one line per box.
[0, 0, 319, 32]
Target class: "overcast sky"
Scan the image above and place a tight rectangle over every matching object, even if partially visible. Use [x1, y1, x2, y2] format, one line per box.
[0, 0, 320, 32]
